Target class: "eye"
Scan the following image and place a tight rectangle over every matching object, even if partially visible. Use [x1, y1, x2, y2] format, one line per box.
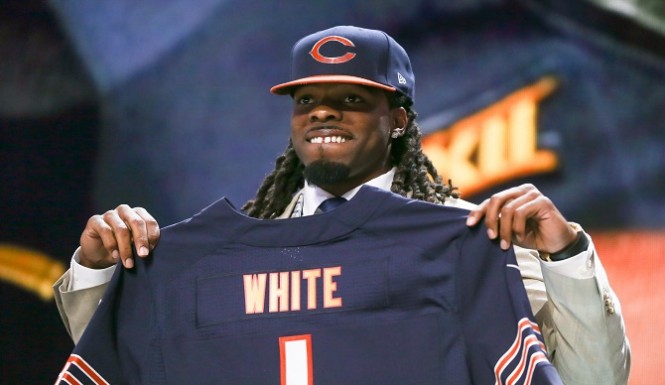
[295, 95, 313, 105]
[344, 94, 363, 104]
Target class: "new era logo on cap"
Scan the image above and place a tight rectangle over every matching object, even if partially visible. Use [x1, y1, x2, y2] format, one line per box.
[270, 26, 415, 102]
[397, 72, 407, 85]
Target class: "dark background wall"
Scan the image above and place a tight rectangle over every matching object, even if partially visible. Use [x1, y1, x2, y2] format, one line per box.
[1, 0, 663, 383]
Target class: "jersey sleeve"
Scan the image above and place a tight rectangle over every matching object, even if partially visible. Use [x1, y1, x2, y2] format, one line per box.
[456, 224, 563, 385]
[54, 258, 158, 385]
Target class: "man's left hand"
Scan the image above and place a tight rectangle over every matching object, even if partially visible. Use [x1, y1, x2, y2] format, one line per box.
[466, 184, 577, 253]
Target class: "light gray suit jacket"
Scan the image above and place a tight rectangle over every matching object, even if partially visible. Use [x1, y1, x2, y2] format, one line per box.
[53, 193, 630, 385]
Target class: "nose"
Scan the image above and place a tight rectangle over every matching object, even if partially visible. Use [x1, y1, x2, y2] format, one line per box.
[309, 103, 341, 122]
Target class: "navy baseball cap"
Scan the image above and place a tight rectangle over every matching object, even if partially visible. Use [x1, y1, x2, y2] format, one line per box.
[270, 26, 415, 102]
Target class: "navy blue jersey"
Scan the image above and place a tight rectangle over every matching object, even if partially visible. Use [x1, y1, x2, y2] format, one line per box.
[56, 186, 562, 385]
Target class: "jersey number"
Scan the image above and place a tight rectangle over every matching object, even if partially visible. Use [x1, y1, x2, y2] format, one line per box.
[279, 335, 313, 385]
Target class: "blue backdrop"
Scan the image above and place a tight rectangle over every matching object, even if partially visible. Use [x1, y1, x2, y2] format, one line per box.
[1, 0, 663, 383]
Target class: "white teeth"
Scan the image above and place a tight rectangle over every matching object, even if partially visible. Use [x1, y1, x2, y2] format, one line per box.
[310, 136, 347, 144]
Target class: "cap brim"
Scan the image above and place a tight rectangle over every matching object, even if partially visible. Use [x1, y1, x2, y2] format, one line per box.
[270, 75, 396, 95]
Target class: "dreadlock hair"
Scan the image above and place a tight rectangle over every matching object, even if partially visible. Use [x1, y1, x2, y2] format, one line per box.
[241, 91, 458, 219]
[387, 93, 459, 203]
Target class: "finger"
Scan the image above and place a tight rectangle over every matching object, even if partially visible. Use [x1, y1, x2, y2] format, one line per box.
[102, 208, 135, 268]
[115, 204, 152, 259]
[466, 199, 489, 227]
[500, 191, 540, 249]
[483, 195, 512, 241]
[80, 215, 120, 268]
[484, 184, 538, 246]
[134, 207, 160, 253]
[510, 194, 542, 241]
[497, 200, 517, 250]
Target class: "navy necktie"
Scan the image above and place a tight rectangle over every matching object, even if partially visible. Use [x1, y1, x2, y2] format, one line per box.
[315, 197, 347, 214]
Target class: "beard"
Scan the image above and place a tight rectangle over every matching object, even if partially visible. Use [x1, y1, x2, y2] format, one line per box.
[303, 160, 351, 186]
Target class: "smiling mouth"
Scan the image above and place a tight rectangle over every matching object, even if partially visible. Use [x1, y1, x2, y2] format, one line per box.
[308, 136, 348, 144]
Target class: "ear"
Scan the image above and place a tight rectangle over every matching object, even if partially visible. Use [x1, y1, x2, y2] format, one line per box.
[390, 107, 408, 138]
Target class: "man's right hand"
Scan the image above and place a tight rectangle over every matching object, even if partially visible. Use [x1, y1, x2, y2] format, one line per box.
[79, 205, 160, 269]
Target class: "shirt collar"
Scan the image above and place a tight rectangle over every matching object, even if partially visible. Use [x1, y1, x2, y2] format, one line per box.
[302, 168, 396, 216]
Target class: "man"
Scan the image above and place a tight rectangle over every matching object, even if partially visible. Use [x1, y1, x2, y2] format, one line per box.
[54, 26, 630, 384]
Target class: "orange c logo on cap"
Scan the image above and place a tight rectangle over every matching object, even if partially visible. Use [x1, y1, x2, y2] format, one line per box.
[309, 36, 356, 64]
